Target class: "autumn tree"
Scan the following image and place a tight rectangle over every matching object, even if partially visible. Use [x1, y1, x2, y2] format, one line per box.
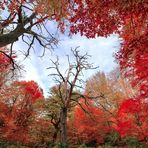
[69, 1, 147, 142]
[47, 48, 95, 146]
[0, 80, 43, 145]
[108, 67, 137, 99]
[85, 70, 126, 114]
[68, 99, 112, 147]
[29, 118, 54, 147]
[115, 99, 148, 145]
[69, 0, 147, 102]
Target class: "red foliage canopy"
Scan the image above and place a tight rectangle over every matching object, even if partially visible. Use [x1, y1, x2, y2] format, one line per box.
[13, 80, 43, 102]
[70, 0, 147, 37]
[0, 80, 43, 145]
[69, 100, 112, 145]
[115, 99, 148, 144]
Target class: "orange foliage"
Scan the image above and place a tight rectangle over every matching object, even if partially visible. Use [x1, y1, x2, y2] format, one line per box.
[0, 80, 43, 145]
[68, 100, 112, 146]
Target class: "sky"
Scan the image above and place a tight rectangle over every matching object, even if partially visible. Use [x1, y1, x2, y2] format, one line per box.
[14, 22, 120, 97]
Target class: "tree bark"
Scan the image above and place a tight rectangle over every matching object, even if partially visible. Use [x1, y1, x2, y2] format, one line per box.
[60, 107, 68, 147]
[0, 24, 26, 47]
[0, 13, 36, 48]
[52, 126, 60, 144]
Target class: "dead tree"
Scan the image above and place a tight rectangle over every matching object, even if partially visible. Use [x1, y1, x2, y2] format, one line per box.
[47, 47, 96, 146]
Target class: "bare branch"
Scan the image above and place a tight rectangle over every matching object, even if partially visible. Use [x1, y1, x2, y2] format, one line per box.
[48, 47, 98, 108]
[0, 2, 58, 59]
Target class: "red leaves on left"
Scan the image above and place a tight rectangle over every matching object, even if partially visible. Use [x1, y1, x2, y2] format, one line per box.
[0, 79, 44, 145]
[13, 80, 43, 102]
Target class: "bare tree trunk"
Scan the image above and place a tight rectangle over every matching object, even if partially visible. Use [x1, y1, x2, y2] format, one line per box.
[60, 107, 68, 147]
[49, 49, 94, 147]
[52, 126, 60, 144]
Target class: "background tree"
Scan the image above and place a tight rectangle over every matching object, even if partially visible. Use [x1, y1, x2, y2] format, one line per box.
[0, 80, 43, 145]
[44, 88, 61, 145]
[85, 70, 125, 114]
[84, 67, 147, 146]
[68, 99, 112, 147]
[115, 99, 148, 145]
[108, 67, 137, 98]
[29, 118, 53, 147]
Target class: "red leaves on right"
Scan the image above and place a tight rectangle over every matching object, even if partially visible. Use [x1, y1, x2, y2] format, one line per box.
[115, 99, 148, 144]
